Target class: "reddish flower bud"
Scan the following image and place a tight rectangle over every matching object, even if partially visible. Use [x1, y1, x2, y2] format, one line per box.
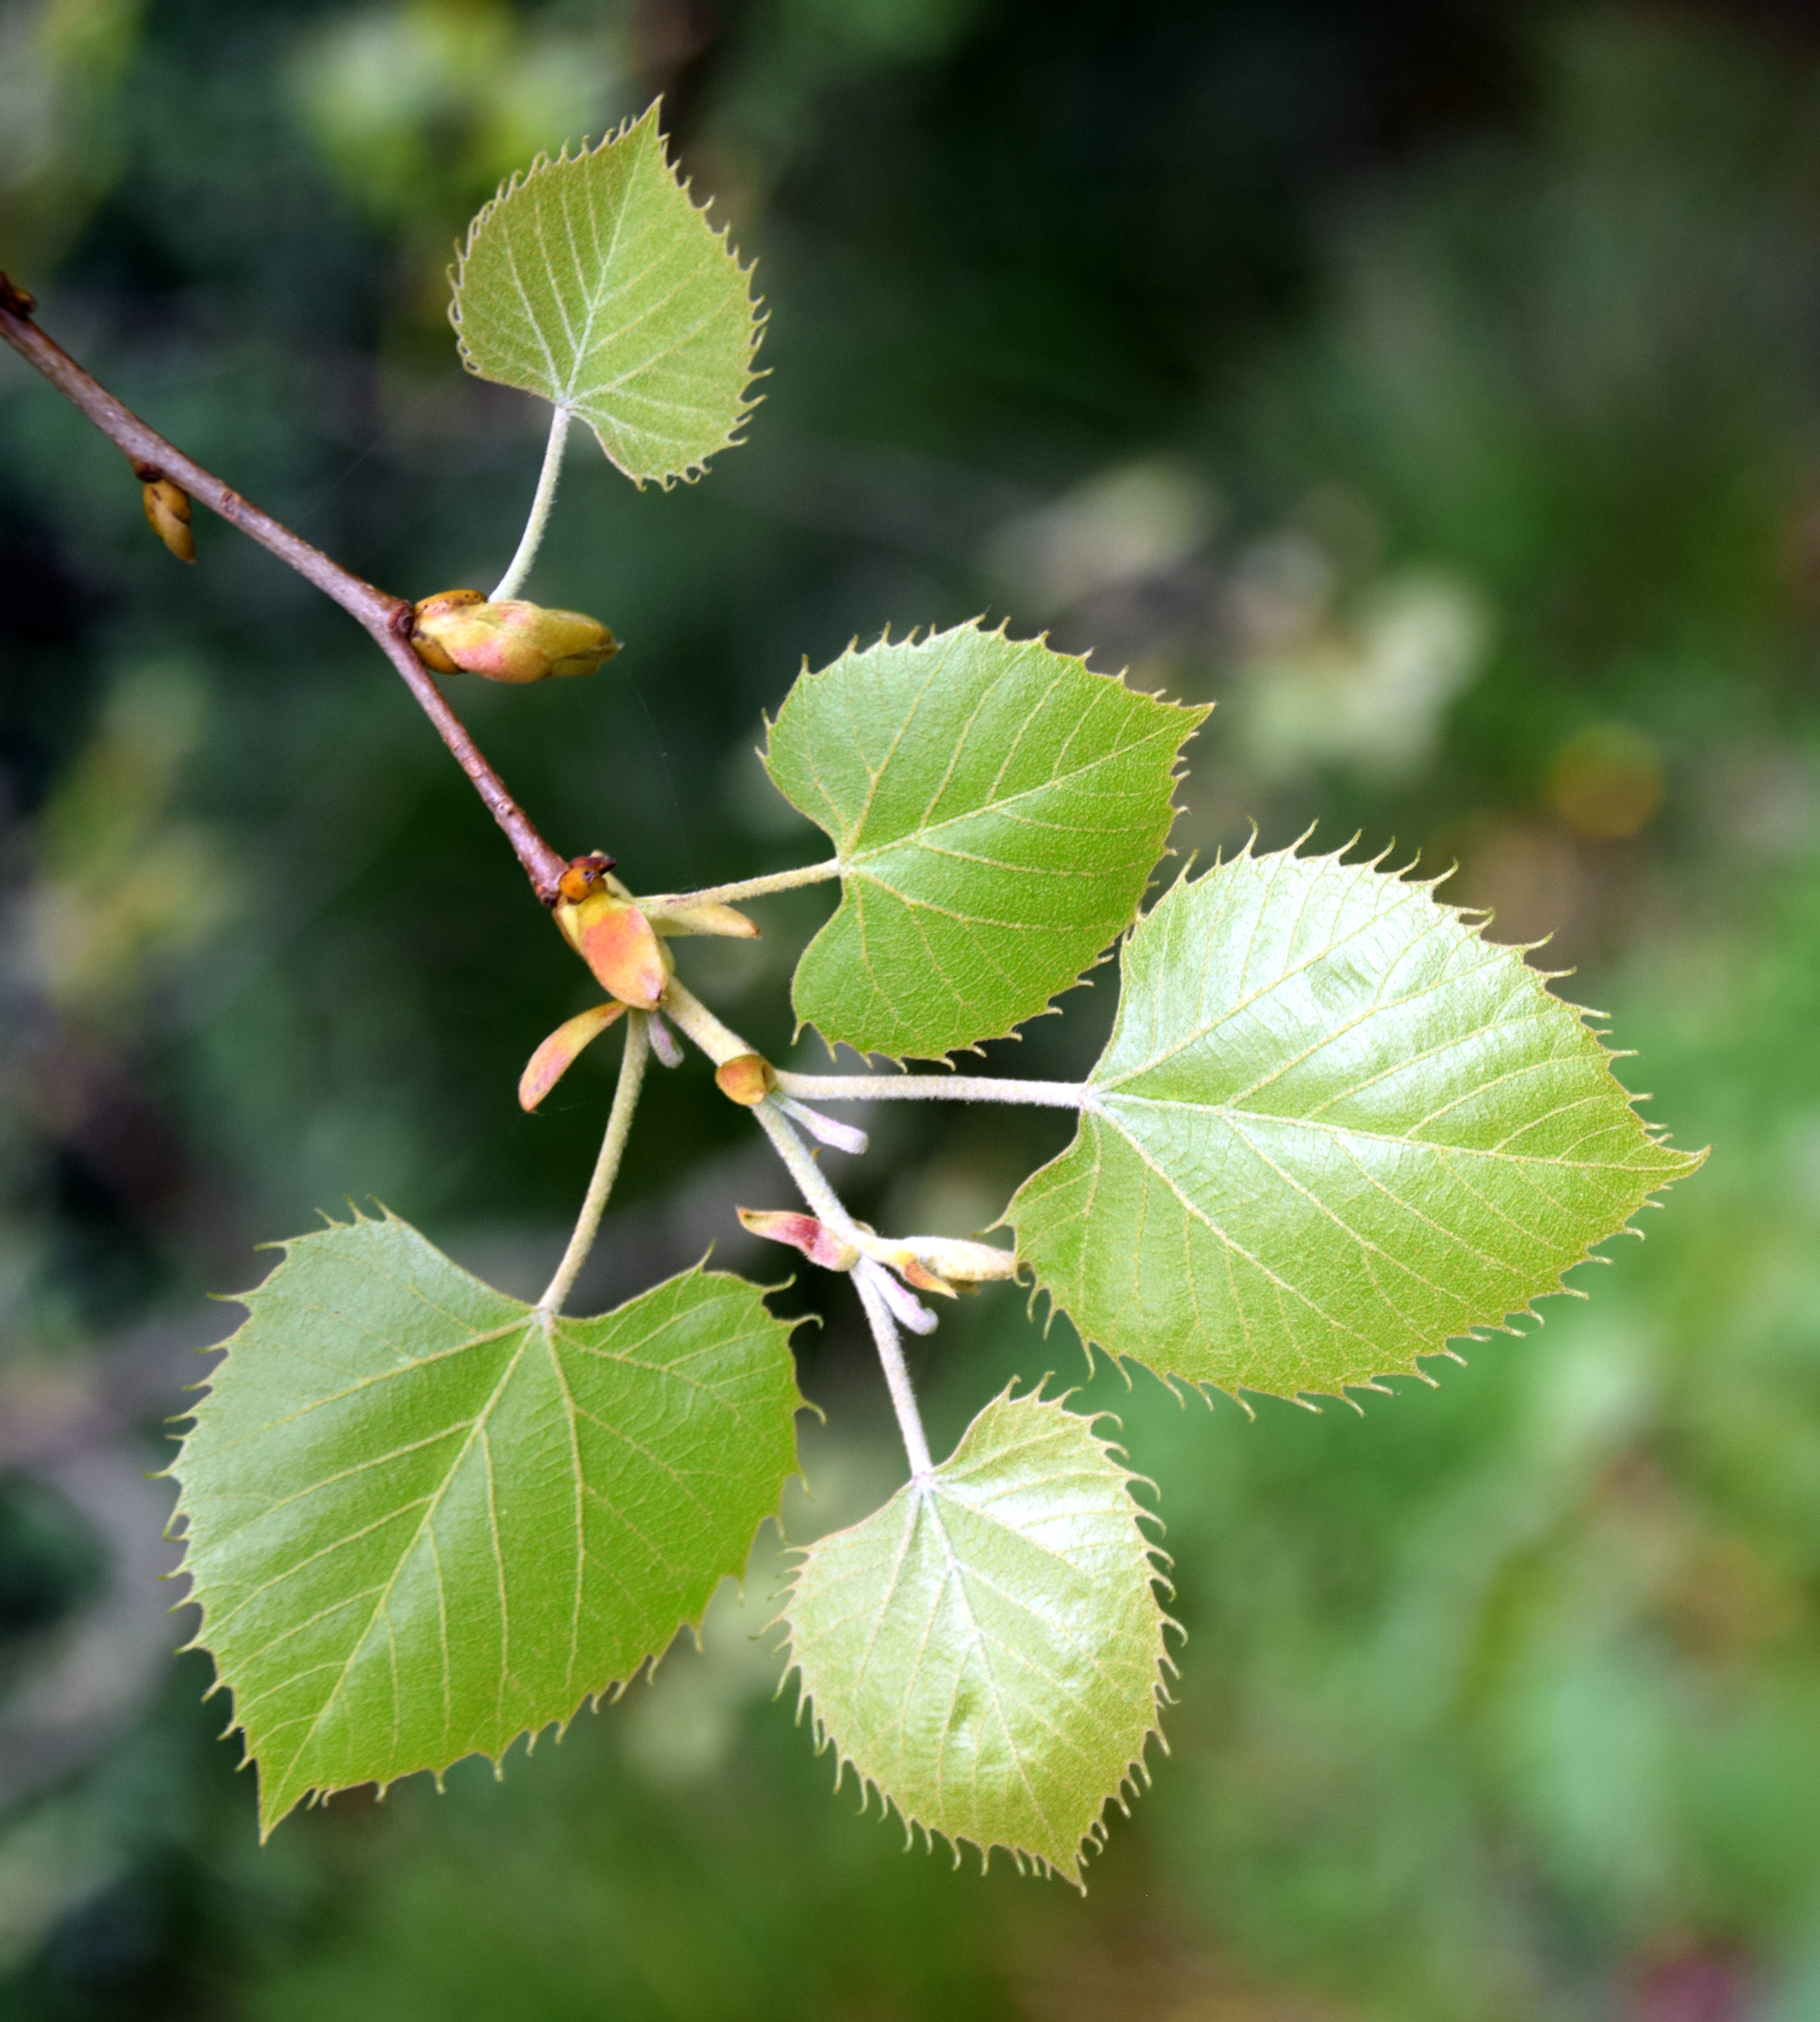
[518, 1000, 628, 1113]
[142, 478, 194, 563]
[410, 590, 618, 683]
[715, 1054, 776, 1106]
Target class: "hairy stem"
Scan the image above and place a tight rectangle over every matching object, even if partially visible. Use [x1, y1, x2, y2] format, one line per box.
[641, 859, 843, 914]
[774, 1070, 1085, 1108]
[490, 405, 570, 601]
[752, 1102, 935, 1482]
[538, 1012, 651, 1314]
[660, 975, 753, 1067]
[853, 1262, 935, 1481]
[750, 1097, 860, 1235]
[0, 276, 567, 901]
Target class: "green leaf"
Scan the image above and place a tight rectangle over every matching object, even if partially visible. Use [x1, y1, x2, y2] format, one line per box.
[449, 104, 761, 486]
[170, 1211, 802, 1835]
[1007, 843, 1704, 1399]
[781, 1388, 1172, 1885]
[764, 621, 1206, 1061]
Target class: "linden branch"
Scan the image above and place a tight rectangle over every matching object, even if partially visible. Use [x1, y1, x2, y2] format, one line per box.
[0, 273, 568, 902]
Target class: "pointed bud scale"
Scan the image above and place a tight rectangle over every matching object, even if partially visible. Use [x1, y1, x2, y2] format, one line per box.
[715, 1054, 776, 1106]
[518, 1001, 628, 1112]
[859, 1257, 940, 1336]
[646, 1011, 685, 1069]
[142, 478, 194, 562]
[738, 1208, 859, 1272]
[774, 1095, 868, 1157]
[651, 901, 759, 940]
[410, 589, 618, 683]
[554, 889, 671, 1009]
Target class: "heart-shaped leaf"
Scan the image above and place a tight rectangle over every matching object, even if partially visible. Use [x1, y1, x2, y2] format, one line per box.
[449, 104, 761, 486]
[781, 1388, 1172, 1885]
[1007, 843, 1704, 1399]
[765, 621, 1205, 1061]
[171, 1212, 803, 1834]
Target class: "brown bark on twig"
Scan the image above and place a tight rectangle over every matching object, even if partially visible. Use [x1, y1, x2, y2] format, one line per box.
[0, 275, 568, 903]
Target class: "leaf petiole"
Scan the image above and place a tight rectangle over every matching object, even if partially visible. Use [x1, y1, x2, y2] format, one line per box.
[773, 1070, 1085, 1108]
[538, 1011, 651, 1314]
[641, 859, 843, 915]
[852, 1260, 935, 1481]
[490, 405, 571, 601]
[659, 976, 752, 1065]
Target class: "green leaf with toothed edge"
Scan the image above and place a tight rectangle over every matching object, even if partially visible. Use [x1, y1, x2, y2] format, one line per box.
[764, 620, 1207, 1062]
[449, 103, 761, 487]
[781, 1388, 1173, 1886]
[170, 1211, 803, 1836]
[1006, 842, 1704, 1400]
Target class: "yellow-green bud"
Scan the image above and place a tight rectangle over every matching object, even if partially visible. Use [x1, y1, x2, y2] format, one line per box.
[410, 590, 618, 683]
[142, 478, 194, 563]
[715, 1054, 776, 1106]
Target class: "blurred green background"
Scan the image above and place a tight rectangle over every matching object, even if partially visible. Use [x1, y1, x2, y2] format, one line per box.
[5, 1, 1820, 2015]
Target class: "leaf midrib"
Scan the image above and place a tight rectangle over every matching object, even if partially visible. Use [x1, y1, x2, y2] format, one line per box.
[838, 722, 1181, 867]
[1097, 1090, 1668, 1171]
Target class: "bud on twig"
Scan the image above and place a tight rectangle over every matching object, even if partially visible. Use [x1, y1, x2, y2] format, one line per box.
[715, 1054, 776, 1106]
[142, 477, 194, 562]
[518, 1000, 629, 1112]
[738, 1208, 859, 1272]
[410, 589, 618, 683]
[552, 853, 671, 1009]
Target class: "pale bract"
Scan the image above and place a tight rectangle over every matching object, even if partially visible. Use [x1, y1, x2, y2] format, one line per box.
[449, 105, 761, 486]
[170, 1213, 802, 1834]
[1008, 843, 1704, 1399]
[781, 1389, 1173, 1885]
[764, 621, 1206, 1061]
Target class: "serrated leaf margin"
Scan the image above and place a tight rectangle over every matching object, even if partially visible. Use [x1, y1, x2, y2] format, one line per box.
[167, 1205, 807, 1830]
[763, 617, 1209, 1066]
[1010, 833, 1709, 1409]
[447, 102, 765, 489]
[775, 1384, 1179, 1888]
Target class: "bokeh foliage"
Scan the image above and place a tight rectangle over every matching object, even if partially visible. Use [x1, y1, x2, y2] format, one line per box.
[4, 1, 1820, 2018]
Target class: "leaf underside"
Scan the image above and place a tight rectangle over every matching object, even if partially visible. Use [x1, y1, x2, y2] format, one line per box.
[170, 1213, 802, 1835]
[449, 103, 761, 486]
[1008, 843, 1705, 1400]
[782, 1389, 1172, 1886]
[764, 620, 1207, 1061]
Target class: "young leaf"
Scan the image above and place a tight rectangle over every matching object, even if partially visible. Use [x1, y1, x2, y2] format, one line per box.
[764, 621, 1205, 1060]
[449, 105, 761, 487]
[781, 1388, 1171, 1885]
[171, 1212, 802, 1836]
[1007, 843, 1704, 1400]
